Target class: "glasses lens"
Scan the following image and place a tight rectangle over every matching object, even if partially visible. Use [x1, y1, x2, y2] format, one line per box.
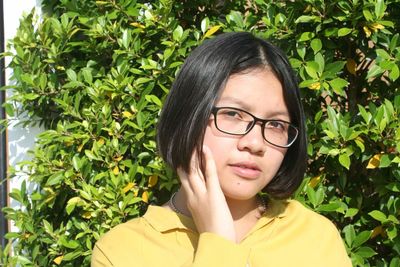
[214, 108, 253, 135]
[264, 121, 298, 147]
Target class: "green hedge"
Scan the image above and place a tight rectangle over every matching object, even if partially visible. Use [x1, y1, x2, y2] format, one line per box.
[1, 0, 399, 266]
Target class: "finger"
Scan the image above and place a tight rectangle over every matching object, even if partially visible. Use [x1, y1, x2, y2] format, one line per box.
[177, 167, 194, 195]
[202, 145, 220, 190]
[187, 149, 207, 194]
[189, 149, 205, 182]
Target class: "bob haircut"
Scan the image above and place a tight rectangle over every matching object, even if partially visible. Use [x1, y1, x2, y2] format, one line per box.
[157, 32, 307, 199]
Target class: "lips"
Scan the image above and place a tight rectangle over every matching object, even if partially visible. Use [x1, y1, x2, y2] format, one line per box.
[229, 162, 261, 179]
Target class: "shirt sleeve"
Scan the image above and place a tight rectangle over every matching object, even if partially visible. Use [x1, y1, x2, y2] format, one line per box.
[91, 243, 113, 267]
[191, 232, 250, 267]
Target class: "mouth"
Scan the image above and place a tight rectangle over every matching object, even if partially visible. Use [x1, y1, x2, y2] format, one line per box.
[229, 162, 261, 179]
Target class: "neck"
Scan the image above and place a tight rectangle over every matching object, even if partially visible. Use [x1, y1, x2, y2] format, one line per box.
[225, 196, 264, 221]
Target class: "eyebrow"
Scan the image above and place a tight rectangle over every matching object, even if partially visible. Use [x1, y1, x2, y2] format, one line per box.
[217, 96, 290, 119]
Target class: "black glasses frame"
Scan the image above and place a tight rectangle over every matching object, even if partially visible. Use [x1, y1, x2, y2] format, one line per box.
[211, 106, 299, 148]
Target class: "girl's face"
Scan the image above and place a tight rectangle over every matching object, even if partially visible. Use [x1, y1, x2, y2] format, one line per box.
[203, 68, 289, 201]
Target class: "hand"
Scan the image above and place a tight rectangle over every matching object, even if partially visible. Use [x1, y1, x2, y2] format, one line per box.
[177, 145, 236, 242]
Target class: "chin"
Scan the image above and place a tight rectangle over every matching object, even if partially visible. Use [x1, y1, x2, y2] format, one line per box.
[222, 188, 260, 201]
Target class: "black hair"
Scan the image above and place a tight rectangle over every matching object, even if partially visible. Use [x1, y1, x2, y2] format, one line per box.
[157, 32, 307, 199]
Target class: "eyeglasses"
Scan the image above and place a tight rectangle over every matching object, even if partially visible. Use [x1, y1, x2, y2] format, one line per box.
[211, 107, 299, 148]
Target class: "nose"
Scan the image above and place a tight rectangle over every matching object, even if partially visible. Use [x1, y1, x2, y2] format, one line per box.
[237, 123, 266, 155]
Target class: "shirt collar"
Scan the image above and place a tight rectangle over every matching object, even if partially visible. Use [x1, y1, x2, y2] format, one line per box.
[244, 199, 289, 237]
[142, 199, 289, 234]
[143, 205, 197, 232]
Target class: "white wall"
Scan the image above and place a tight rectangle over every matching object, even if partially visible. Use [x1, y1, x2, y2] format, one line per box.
[4, 0, 43, 231]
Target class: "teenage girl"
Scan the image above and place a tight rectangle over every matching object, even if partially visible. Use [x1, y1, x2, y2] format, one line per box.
[92, 32, 352, 267]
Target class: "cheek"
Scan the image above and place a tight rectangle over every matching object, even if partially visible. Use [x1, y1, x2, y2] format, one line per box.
[268, 149, 287, 172]
[203, 126, 230, 166]
[203, 126, 220, 155]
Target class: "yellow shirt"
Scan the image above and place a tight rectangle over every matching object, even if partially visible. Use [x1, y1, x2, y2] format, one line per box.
[92, 200, 352, 267]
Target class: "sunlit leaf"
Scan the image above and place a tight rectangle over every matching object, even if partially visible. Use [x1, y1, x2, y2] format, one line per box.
[53, 255, 63, 265]
[203, 25, 221, 39]
[148, 175, 158, 187]
[367, 154, 382, 169]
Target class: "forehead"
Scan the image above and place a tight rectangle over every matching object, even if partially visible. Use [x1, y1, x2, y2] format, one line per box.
[217, 69, 289, 119]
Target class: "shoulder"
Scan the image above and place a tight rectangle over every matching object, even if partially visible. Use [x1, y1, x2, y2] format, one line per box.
[284, 199, 338, 228]
[91, 217, 148, 266]
[264, 200, 352, 266]
[274, 199, 344, 243]
[95, 216, 147, 250]
[93, 205, 185, 253]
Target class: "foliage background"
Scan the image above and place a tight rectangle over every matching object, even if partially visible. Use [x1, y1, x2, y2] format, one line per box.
[0, 0, 399, 266]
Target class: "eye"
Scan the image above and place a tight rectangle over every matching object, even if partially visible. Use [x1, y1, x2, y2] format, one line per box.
[267, 120, 286, 130]
[219, 109, 243, 119]
[225, 110, 241, 117]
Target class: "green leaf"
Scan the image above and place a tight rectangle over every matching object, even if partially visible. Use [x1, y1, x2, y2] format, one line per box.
[298, 32, 315, 42]
[390, 258, 400, 267]
[295, 15, 321, 23]
[329, 77, 348, 96]
[43, 219, 53, 234]
[39, 73, 47, 90]
[375, 0, 386, 19]
[376, 49, 391, 59]
[387, 225, 398, 240]
[289, 58, 302, 68]
[344, 225, 356, 247]
[389, 33, 399, 52]
[353, 231, 371, 248]
[15, 256, 33, 265]
[46, 172, 65, 186]
[60, 236, 80, 249]
[324, 27, 338, 37]
[4, 103, 15, 117]
[366, 64, 384, 79]
[358, 105, 371, 124]
[82, 68, 93, 84]
[369, 210, 387, 223]
[145, 95, 162, 107]
[363, 9, 373, 21]
[228, 11, 245, 28]
[345, 208, 359, 218]
[317, 202, 343, 212]
[386, 183, 400, 192]
[200, 17, 209, 33]
[297, 45, 306, 59]
[338, 27, 352, 36]
[354, 138, 365, 152]
[339, 153, 351, 170]
[63, 250, 82, 261]
[389, 64, 399, 81]
[325, 61, 346, 74]
[24, 93, 39, 100]
[314, 53, 324, 73]
[84, 150, 100, 161]
[306, 186, 317, 208]
[355, 246, 377, 258]
[66, 69, 77, 81]
[379, 154, 391, 168]
[173, 25, 183, 41]
[305, 61, 320, 78]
